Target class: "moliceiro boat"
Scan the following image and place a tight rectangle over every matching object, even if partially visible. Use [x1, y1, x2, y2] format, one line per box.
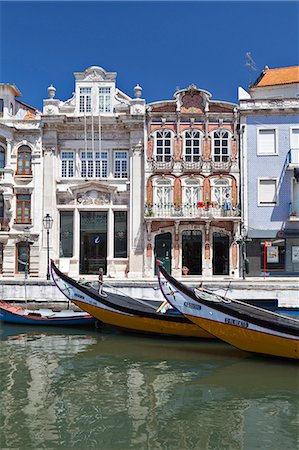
[0, 301, 95, 326]
[157, 262, 299, 360]
[50, 260, 212, 338]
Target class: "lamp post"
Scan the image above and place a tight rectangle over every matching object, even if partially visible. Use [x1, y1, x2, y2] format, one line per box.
[236, 225, 252, 280]
[23, 226, 31, 280]
[43, 213, 53, 280]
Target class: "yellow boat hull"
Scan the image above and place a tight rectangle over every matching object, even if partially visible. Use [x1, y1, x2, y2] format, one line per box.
[185, 315, 299, 360]
[72, 299, 213, 339]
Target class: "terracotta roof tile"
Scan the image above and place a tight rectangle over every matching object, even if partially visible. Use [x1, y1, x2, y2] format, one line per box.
[256, 66, 299, 87]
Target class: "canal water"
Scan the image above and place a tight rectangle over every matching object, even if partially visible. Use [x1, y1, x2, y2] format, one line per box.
[0, 324, 298, 450]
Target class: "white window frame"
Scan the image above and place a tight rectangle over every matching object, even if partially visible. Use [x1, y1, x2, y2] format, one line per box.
[210, 177, 232, 206]
[183, 129, 202, 162]
[99, 87, 112, 113]
[153, 177, 174, 207]
[80, 151, 109, 178]
[79, 87, 92, 113]
[95, 151, 109, 178]
[290, 127, 299, 149]
[212, 129, 231, 162]
[290, 127, 299, 165]
[258, 178, 278, 206]
[114, 151, 128, 179]
[61, 151, 75, 178]
[257, 128, 278, 156]
[182, 178, 203, 205]
[154, 129, 173, 162]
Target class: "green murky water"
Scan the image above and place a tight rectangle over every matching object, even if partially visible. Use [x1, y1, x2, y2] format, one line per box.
[0, 324, 298, 449]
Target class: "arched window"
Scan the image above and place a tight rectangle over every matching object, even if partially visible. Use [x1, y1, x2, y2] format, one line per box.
[153, 178, 174, 216]
[211, 178, 232, 207]
[0, 147, 5, 169]
[17, 145, 32, 175]
[155, 130, 173, 162]
[184, 130, 202, 162]
[182, 178, 203, 206]
[212, 130, 231, 162]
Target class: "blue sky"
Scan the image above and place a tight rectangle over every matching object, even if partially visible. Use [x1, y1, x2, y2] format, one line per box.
[1, 1, 298, 109]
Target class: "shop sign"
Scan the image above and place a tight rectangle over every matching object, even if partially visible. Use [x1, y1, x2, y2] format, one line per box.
[267, 246, 279, 263]
[292, 246, 299, 263]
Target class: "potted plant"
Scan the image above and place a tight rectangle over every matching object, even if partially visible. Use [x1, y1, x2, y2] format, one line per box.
[144, 204, 153, 217]
[204, 200, 211, 209]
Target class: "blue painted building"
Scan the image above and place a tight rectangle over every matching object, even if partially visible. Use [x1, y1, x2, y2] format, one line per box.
[239, 66, 299, 276]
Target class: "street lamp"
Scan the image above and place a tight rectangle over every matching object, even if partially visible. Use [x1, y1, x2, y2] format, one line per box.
[236, 225, 252, 280]
[23, 226, 31, 280]
[43, 213, 53, 280]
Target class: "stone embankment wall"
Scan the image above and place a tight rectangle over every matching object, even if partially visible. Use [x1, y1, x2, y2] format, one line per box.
[0, 280, 298, 307]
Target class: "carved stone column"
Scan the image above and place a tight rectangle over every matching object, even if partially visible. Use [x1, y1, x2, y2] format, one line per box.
[144, 221, 153, 277]
[203, 177, 211, 203]
[147, 178, 153, 206]
[232, 177, 237, 207]
[42, 144, 57, 279]
[231, 139, 237, 161]
[174, 177, 182, 208]
[203, 138, 211, 160]
[202, 222, 211, 277]
[147, 138, 153, 160]
[107, 208, 114, 259]
[128, 140, 144, 278]
[174, 221, 180, 270]
[5, 138, 12, 168]
[174, 137, 182, 161]
[231, 242, 238, 270]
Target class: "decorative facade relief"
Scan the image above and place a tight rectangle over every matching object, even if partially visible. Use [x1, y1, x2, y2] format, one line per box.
[77, 190, 110, 205]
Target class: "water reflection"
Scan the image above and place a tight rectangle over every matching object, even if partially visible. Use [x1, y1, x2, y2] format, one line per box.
[0, 325, 298, 449]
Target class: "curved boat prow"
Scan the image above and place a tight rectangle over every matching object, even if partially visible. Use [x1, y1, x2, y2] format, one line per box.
[157, 263, 299, 360]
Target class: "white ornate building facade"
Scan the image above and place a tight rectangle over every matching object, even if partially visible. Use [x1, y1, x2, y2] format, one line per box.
[0, 83, 42, 278]
[0, 67, 145, 279]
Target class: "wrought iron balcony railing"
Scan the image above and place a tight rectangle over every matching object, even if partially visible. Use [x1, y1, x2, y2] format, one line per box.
[144, 203, 241, 219]
[181, 158, 203, 172]
[149, 158, 174, 172]
[210, 158, 232, 172]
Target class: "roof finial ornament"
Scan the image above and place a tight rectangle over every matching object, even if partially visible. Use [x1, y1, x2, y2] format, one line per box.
[47, 84, 56, 99]
[187, 84, 198, 95]
[134, 84, 142, 98]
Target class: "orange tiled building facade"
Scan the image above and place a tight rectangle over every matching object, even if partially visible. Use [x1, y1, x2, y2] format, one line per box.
[144, 85, 241, 278]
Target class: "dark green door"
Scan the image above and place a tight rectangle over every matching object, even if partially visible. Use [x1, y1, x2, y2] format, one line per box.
[80, 211, 107, 274]
[154, 232, 172, 275]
